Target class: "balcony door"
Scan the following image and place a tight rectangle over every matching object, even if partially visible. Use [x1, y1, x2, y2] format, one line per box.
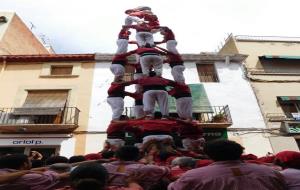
[14, 90, 69, 124]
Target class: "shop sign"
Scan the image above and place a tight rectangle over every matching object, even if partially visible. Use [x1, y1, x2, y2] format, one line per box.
[203, 128, 228, 141]
[0, 138, 67, 146]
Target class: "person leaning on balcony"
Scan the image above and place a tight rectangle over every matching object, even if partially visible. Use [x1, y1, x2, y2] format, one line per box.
[168, 139, 287, 190]
[167, 82, 192, 121]
[274, 151, 300, 190]
[107, 78, 132, 120]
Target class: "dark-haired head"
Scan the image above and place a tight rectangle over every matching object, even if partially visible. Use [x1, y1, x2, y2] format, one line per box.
[69, 156, 86, 164]
[0, 154, 31, 170]
[149, 71, 157, 77]
[115, 146, 140, 161]
[45, 155, 69, 165]
[203, 139, 244, 161]
[70, 163, 108, 190]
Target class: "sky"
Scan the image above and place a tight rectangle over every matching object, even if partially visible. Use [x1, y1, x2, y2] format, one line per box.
[1, 0, 300, 54]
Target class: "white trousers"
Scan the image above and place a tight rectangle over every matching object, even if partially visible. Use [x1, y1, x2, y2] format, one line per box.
[125, 16, 142, 25]
[107, 97, 124, 120]
[133, 73, 143, 92]
[171, 65, 185, 83]
[140, 55, 163, 76]
[136, 32, 154, 47]
[110, 64, 125, 77]
[143, 90, 169, 116]
[134, 105, 144, 119]
[176, 97, 193, 119]
[166, 40, 179, 54]
[116, 39, 128, 54]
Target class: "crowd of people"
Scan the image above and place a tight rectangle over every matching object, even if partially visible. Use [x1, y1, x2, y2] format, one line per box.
[0, 139, 300, 190]
[1, 6, 299, 190]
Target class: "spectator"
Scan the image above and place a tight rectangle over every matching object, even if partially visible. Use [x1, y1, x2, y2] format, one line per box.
[168, 139, 287, 190]
[29, 151, 43, 160]
[46, 156, 69, 166]
[275, 151, 300, 190]
[0, 154, 68, 190]
[31, 159, 45, 168]
[55, 162, 143, 190]
[69, 156, 86, 164]
[103, 146, 169, 190]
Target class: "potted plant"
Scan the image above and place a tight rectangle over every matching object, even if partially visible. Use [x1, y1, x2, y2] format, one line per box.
[212, 113, 227, 123]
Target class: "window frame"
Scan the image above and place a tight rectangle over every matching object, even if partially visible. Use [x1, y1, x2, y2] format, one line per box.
[196, 63, 219, 83]
[50, 65, 73, 76]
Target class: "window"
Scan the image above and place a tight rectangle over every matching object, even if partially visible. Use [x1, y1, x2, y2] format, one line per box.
[278, 97, 300, 118]
[51, 65, 73, 75]
[196, 64, 219, 82]
[123, 65, 135, 82]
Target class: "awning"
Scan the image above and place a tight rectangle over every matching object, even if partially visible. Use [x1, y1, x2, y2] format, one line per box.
[277, 96, 300, 102]
[168, 84, 213, 113]
[13, 90, 68, 115]
[260, 55, 300, 60]
[13, 107, 63, 115]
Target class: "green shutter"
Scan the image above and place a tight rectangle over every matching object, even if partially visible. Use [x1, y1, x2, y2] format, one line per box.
[277, 96, 300, 102]
[168, 84, 213, 113]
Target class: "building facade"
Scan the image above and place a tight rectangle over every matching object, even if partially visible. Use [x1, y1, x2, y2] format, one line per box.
[0, 12, 50, 55]
[219, 35, 300, 153]
[0, 54, 96, 158]
[89, 53, 269, 156]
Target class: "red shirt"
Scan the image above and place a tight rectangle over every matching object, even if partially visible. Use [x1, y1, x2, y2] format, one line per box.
[129, 76, 175, 92]
[127, 119, 179, 133]
[163, 28, 175, 41]
[129, 12, 160, 28]
[168, 83, 191, 99]
[166, 53, 184, 67]
[118, 28, 130, 39]
[134, 47, 166, 55]
[107, 121, 142, 137]
[177, 122, 203, 138]
[126, 24, 152, 32]
[107, 83, 125, 97]
[131, 76, 174, 86]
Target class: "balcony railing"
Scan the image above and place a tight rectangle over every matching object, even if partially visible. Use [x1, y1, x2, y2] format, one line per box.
[247, 68, 300, 76]
[0, 107, 80, 133]
[124, 105, 232, 128]
[266, 113, 300, 122]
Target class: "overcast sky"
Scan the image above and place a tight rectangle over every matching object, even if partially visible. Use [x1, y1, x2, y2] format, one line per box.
[1, 0, 300, 54]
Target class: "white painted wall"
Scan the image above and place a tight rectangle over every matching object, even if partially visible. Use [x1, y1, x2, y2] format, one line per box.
[203, 62, 266, 129]
[88, 61, 267, 130]
[60, 138, 76, 158]
[88, 60, 272, 156]
[88, 62, 115, 132]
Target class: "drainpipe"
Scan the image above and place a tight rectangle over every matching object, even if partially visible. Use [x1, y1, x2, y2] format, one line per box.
[1, 56, 6, 75]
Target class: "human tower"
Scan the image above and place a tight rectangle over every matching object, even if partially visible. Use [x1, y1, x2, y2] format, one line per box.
[106, 6, 204, 151]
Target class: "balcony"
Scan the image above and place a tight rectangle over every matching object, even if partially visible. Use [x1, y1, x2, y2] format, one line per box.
[266, 113, 300, 122]
[124, 105, 232, 128]
[0, 107, 80, 133]
[247, 68, 300, 76]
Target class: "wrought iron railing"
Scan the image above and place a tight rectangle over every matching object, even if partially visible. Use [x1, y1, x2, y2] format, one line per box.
[0, 107, 80, 125]
[124, 105, 232, 124]
[247, 68, 300, 75]
[266, 112, 300, 122]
